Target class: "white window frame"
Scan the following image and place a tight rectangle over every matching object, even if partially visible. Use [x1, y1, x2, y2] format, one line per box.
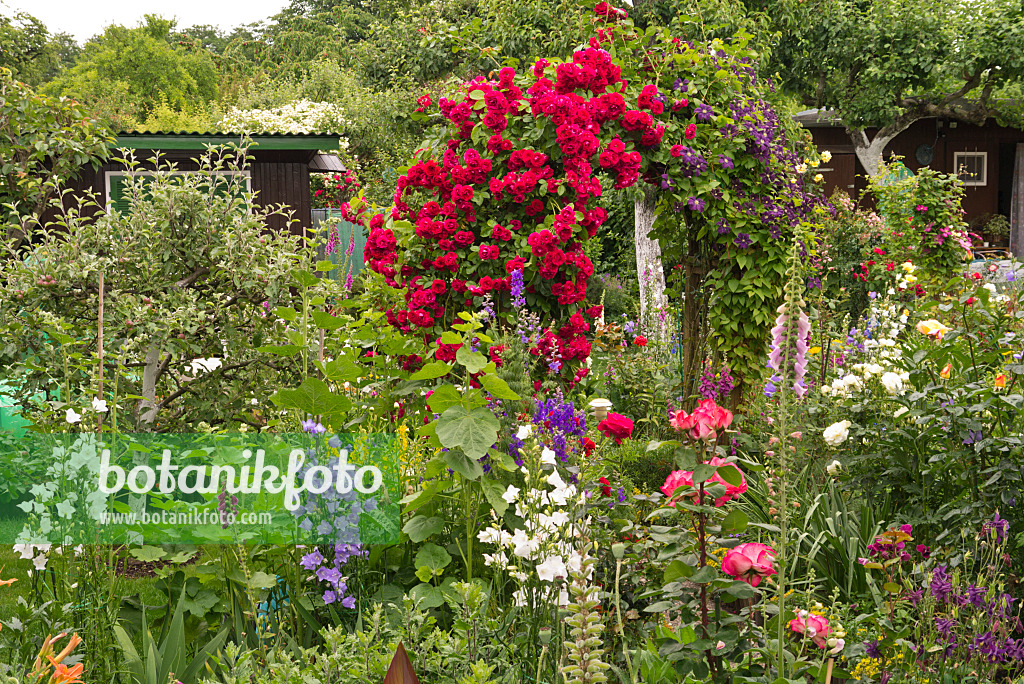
[104, 170, 252, 203]
[953, 151, 987, 186]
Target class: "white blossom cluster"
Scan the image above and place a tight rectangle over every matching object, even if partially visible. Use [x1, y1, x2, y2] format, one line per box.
[477, 438, 592, 607]
[821, 295, 909, 399]
[220, 99, 350, 148]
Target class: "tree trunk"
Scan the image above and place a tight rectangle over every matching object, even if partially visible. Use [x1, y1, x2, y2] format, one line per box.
[634, 187, 668, 340]
[848, 118, 920, 178]
[137, 346, 162, 429]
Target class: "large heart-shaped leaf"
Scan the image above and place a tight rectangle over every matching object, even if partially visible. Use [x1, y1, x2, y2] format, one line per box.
[435, 405, 499, 460]
[270, 377, 350, 417]
[403, 515, 444, 543]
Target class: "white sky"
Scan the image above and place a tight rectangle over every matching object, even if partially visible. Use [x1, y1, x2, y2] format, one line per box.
[4, 0, 290, 43]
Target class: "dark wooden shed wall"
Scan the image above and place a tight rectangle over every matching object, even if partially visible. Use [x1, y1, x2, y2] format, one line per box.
[808, 119, 1024, 231]
[49, 150, 314, 237]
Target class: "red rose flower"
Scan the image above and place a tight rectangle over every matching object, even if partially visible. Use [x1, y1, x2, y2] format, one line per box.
[633, 335, 647, 347]
[597, 412, 634, 445]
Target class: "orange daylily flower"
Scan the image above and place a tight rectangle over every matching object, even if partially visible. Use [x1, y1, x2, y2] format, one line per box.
[0, 577, 15, 587]
[50, 662, 84, 684]
[995, 374, 1008, 388]
[940, 363, 952, 379]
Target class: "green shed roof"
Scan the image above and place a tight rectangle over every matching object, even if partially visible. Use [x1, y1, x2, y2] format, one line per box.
[113, 132, 341, 151]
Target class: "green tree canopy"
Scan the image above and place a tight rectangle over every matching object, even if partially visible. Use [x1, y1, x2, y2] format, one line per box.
[768, 0, 1024, 175]
[44, 15, 219, 126]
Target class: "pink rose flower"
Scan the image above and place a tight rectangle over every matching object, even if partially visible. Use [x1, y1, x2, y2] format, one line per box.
[659, 457, 747, 507]
[789, 612, 830, 648]
[669, 398, 733, 442]
[721, 542, 776, 587]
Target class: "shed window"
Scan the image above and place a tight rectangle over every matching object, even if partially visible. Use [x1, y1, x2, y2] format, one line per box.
[954, 152, 987, 186]
[105, 171, 252, 213]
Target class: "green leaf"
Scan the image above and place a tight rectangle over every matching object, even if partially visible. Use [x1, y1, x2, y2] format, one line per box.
[415, 543, 452, 574]
[410, 362, 452, 380]
[436, 405, 500, 460]
[403, 515, 444, 543]
[316, 260, 336, 272]
[456, 347, 487, 373]
[882, 582, 901, 593]
[270, 377, 350, 418]
[318, 357, 361, 383]
[129, 546, 167, 562]
[426, 385, 462, 413]
[716, 463, 743, 487]
[312, 311, 346, 331]
[479, 374, 521, 400]
[692, 464, 717, 484]
[439, 331, 463, 344]
[291, 269, 320, 287]
[444, 449, 485, 480]
[663, 559, 693, 583]
[721, 508, 748, 533]
[274, 306, 297, 322]
[689, 566, 718, 584]
[257, 344, 302, 357]
[481, 477, 509, 517]
[248, 571, 279, 589]
[409, 582, 445, 609]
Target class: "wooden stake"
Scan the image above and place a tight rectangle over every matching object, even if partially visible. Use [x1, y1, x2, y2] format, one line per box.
[383, 642, 420, 684]
[97, 270, 104, 432]
[824, 657, 835, 684]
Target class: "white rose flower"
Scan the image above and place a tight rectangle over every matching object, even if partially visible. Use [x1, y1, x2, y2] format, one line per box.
[823, 420, 852, 447]
[826, 460, 842, 476]
[984, 283, 997, 293]
[880, 372, 904, 394]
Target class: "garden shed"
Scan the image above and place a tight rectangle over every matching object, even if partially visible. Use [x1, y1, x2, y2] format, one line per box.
[61, 131, 344, 238]
[796, 110, 1024, 256]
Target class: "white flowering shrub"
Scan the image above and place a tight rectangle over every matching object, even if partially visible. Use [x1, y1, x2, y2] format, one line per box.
[219, 99, 350, 149]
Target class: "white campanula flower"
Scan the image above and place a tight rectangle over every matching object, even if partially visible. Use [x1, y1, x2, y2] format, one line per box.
[516, 425, 532, 440]
[894, 406, 909, 418]
[478, 527, 502, 544]
[91, 397, 108, 413]
[541, 448, 557, 465]
[65, 408, 81, 424]
[535, 555, 568, 582]
[826, 460, 842, 476]
[823, 420, 852, 447]
[501, 485, 520, 504]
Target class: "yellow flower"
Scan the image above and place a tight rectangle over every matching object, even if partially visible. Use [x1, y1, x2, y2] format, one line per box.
[820, 150, 832, 163]
[813, 173, 824, 182]
[809, 159, 820, 167]
[995, 374, 1007, 388]
[940, 363, 952, 379]
[795, 163, 808, 174]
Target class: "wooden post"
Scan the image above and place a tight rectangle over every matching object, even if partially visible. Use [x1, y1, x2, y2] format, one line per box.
[97, 270, 104, 432]
[824, 657, 835, 684]
[383, 642, 420, 684]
